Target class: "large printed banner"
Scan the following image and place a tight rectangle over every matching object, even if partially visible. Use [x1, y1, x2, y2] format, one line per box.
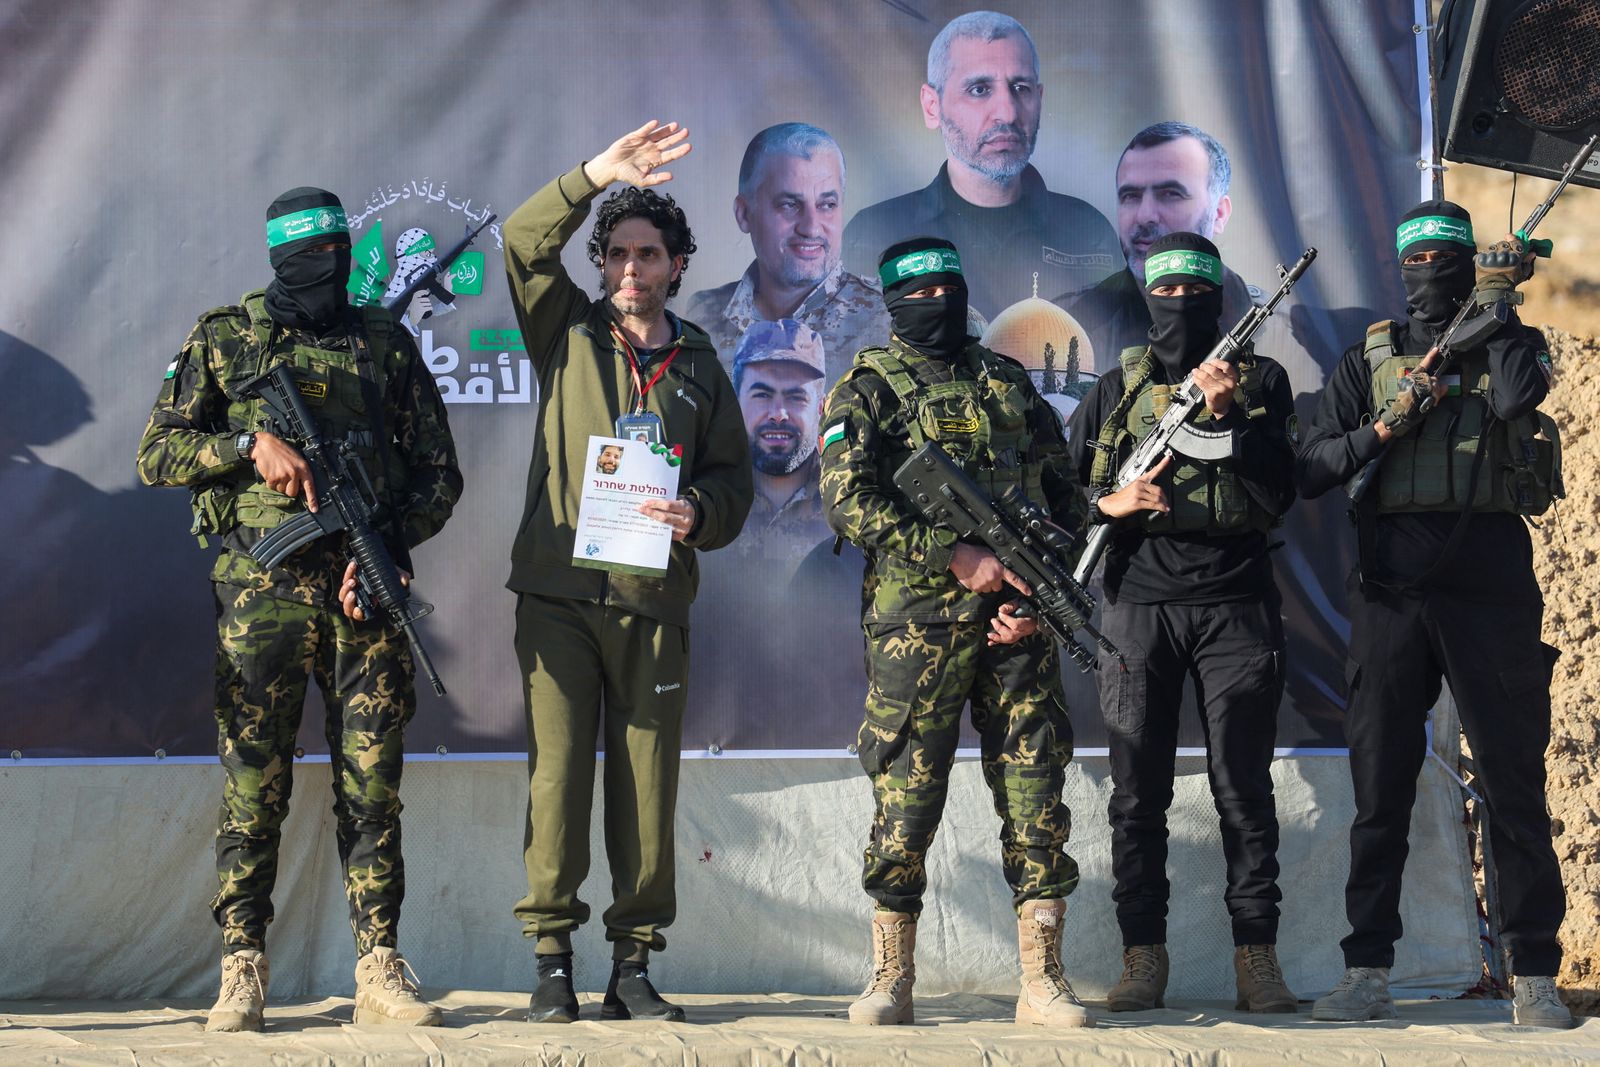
[1, 1, 1429, 759]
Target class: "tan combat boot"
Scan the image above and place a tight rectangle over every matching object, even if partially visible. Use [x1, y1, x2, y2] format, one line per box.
[848, 911, 916, 1025]
[206, 948, 269, 1032]
[1015, 899, 1094, 1027]
[354, 947, 443, 1026]
[1234, 944, 1297, 1013]
[1106, 944, 1168, 1011]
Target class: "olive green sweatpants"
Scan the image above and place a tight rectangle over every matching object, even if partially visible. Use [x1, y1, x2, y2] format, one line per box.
[511, 593, 689, 961]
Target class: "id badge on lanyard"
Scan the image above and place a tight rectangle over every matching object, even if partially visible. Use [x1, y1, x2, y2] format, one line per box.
[612, 324, 679, 446]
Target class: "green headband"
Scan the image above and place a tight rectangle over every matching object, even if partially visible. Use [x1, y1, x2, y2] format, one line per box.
[266, 206, 349, 248]
[879, 247, 963, 288]
[1395, 215, 1474, 254]
[1144, 249, 1223, 287]
[398, 232, 436, 258]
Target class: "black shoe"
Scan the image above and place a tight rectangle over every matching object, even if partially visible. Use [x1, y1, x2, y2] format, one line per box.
[601, 963, 686, 1021]
[527, 953, 579, 1023]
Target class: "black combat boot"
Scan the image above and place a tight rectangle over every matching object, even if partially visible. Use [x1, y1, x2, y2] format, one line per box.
[527, 953, 579, 1023]
[601, 960, 686, 1021]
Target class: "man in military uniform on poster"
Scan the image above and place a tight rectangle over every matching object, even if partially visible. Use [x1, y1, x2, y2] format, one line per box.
[731, 318, 832, 568]
[1059, 121, 1259, 361]
[820, 235, 1093, 1029]
[1297, 201, 1573, 1028]
[136, 188, 462, 1032]
[842, 11, 1118, 322]
[1064, 231, 1297, 1014]
[502, 120, 753, 1024]
[685, 122, 889, 386]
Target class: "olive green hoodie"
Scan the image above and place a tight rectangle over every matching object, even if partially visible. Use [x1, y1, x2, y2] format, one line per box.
[503, 164, 753, 628]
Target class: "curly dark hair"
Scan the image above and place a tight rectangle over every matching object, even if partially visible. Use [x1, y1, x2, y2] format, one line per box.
[586, 186, 697, 299]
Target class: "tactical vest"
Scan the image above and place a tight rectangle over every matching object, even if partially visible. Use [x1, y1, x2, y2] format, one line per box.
[1090, 345, 1276, 534]
[189, 291, 408, 543]
[1364, 320, 1560, 516]
[852, 341, 1047, 508]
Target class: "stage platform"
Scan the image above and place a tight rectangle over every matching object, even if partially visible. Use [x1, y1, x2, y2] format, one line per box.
[3, 992, 1595, 1065]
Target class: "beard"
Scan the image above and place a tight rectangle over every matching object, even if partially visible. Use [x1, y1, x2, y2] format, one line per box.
[942, 117, 1037, 184]
[1122, 205, 1218, 279]
[607, 275, 670, 321]
[775, 248, 833, 290]
[750, 421, 815, 475]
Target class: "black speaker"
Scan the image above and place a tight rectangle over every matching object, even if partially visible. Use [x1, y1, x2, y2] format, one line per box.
[1436, 0, 1600, 188]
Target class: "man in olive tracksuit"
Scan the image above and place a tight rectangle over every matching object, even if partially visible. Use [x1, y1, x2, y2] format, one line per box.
[502, 120, 753, 1023]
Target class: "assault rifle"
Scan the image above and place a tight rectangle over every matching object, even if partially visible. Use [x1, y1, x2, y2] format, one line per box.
[381, 213, 497, 317]
[240, 363, 446, 696]
[1071, 247, 1318, 587]
[1345, 133, 1597, 504]
[892, 441, 1119, 673]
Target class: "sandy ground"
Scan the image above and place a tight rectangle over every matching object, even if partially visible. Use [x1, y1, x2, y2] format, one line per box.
[1447, 164, 1599, 1015]
[2, 992, 1597, 1066]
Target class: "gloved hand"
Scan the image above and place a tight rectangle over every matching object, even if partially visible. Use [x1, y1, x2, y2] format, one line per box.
[1377, 370, 1439, 438]
[1474, 234, 1535, 301]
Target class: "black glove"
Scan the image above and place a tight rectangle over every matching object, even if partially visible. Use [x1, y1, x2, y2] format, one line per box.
[1474, 236, 1535, 304]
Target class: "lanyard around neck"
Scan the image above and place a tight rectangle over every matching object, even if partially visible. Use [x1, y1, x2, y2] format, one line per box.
[611, 323, 681, 415]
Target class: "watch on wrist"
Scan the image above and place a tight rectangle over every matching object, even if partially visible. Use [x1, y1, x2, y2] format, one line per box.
[235, 431, 257, 460]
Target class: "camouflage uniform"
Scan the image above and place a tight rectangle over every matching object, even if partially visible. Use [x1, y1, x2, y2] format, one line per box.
[684, 262, 892, 388]
[136, 291, 461, 955]
[820, 337, 1086, 915]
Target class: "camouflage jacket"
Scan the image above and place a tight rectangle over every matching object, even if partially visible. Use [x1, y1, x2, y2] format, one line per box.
[684, 261, 891, 387]
[136, 294, 462, 605]
[819, 337, 1086, 624]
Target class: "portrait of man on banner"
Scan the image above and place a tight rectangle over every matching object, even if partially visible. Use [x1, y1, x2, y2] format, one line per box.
[843, 10, 1119, 322]
[685, 123, 889, 387]
[1061, 120, 1261, 361]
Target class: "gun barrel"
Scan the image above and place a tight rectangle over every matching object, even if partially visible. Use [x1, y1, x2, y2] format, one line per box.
[403, 620, 447, 697]
[1519, 133, 1598, 240]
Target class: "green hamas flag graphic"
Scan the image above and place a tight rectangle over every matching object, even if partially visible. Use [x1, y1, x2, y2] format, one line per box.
[451, 250, 485, 296]
[347, 221, 390, 307]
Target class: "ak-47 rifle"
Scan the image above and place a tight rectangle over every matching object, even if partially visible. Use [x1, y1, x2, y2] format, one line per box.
[382, 214, 497, 317]
[892, 441, 1118, 673]
[1071, 247, 1318, 587]
[240, 363, 447, 696]
[1345, 133, 1598, 504]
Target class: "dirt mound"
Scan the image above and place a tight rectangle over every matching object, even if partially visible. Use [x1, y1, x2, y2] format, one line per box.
[1528, 329, 1600, 1015]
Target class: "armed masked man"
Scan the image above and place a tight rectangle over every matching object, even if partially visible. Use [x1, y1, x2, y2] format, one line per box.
[1297, 200, 1571, 1028]
[1064, 231, 1297, 1014]
[137, 188, 462, 1032]
[820, 235, 1091, 1029]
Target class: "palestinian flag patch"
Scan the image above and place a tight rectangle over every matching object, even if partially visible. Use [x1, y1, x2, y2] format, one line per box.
[821, 421, 847, 451]
[164, 360, 178, 380]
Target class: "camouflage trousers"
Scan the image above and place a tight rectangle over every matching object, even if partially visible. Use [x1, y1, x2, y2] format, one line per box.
[210, 580, 416, 957]
[857, 620, 1078, 915]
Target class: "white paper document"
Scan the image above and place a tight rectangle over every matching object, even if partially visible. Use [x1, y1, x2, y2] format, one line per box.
[572, 435, 682, 578]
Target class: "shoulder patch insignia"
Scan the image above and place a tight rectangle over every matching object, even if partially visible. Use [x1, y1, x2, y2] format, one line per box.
[821, 421, 847, 451]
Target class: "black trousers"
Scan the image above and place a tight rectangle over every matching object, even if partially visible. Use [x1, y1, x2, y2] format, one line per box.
[1340, 581, 1564, 974]
[1098, 596, 1286, 947]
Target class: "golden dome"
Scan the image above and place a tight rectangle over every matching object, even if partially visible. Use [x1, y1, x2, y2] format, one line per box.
[980, 294, 1096, 376]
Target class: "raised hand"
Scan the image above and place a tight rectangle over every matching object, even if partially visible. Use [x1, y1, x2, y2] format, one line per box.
[583, 121, 693, 190]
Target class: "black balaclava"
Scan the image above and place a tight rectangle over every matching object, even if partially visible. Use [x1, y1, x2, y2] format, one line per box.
[878, 236, 969, 359]
[264, 187, 353, 332]
[1395, 199, 1476, 335]
[1142, 231, 1225, 379]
